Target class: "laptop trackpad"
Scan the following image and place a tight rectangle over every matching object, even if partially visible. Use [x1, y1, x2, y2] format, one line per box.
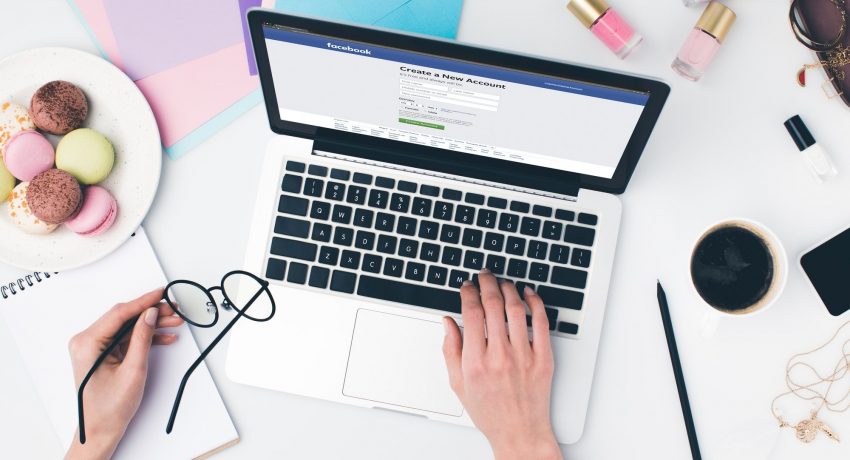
[342, 309, 463, 417]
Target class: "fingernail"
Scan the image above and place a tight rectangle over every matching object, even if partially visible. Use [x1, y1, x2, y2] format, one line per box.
[524, 286, 536, 296]
[461, 280, 473, 286]
[144, 307, 158, 327]
[480, 268, 491, 274]
[498, 278, 508, 285]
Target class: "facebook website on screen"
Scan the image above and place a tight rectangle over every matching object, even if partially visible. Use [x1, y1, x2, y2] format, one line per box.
[263, 26, 649, 179]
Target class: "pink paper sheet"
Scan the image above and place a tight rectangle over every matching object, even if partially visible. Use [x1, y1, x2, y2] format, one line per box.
[71, 0, 123, 68]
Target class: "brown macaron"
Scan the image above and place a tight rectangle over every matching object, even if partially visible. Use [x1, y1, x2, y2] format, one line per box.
[30, 81, 89, 135]
[27, 169, 82, 224]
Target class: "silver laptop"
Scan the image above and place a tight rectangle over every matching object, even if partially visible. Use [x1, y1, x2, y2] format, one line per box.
[226, 10, 669, 444]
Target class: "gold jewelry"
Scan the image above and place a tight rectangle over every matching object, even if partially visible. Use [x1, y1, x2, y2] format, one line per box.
[797, 45, 850, 90]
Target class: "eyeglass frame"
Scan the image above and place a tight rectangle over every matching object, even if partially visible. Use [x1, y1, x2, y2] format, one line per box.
[76, 270, 275, 444]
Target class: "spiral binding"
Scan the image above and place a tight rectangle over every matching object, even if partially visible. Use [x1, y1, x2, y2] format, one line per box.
[1, 272, 58, 299]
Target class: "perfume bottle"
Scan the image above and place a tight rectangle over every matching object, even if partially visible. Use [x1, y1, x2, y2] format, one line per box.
[566, 0, 643, 59]
[784, 115, 839, 182]
[672, 1, 736, 81]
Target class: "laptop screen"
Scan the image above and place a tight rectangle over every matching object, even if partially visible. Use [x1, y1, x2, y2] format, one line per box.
[262, 25, 650, 180]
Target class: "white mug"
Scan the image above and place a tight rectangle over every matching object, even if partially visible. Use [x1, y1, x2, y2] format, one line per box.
[689, 218, 788, 337]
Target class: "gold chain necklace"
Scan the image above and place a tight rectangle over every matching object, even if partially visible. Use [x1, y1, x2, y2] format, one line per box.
[797, 45, 850, 87]
[770, 321, 850, 443]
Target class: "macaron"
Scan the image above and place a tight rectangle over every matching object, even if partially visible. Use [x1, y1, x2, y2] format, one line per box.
[27, 169, 82, 224]
[6, 182, 58, 235]
[56, 128, 114, 185]
[0, 101, 36, 151]
[65, 186, 118, 237]
[0, 159, 15, 202]
[3, 130, 55, 181]
[30, 81, 88, 135]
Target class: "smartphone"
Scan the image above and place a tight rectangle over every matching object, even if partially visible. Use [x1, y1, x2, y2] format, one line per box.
[800, 226, 850, 316]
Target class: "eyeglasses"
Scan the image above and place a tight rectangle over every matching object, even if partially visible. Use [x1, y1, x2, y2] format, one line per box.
[76, 270, 275, 444]
[790, 0, 850, 105]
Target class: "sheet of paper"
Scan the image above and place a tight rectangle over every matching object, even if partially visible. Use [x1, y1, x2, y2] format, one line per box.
[102, 0, 245, 81]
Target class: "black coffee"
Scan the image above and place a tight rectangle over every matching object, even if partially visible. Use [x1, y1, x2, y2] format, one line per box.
[690, 225, 775, 312]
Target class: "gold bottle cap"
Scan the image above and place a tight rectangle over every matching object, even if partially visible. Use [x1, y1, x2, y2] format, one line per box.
[696, 1, 736, 43]
[567, 0, 610, 29]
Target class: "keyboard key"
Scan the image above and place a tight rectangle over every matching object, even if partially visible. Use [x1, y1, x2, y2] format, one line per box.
[578, 213, 598, 226]
[311, 223, 332, 242]
[330, 270, 356, 293]
[368, 189, 389, 209]
[552, 266, 587, 289]
[287, 262, 308, 284]
[398, 180, 417, 192]
[454, 205, 475, 225]
[375, 212, 395, 232]
[488, 197, 507, 209]
[434, 201, 453, 221]
[391, 193, 410, 213]
[377, 235, 397, 254]
[376, 177, 395, 189]
[542, 221, 563, 240]
[397, 216, 417, 236]
[332, 205, 352, 224]
[537, 286, 584, 310]
[557, 322, 580, 335]
[286, 161, 305, 173]
[330, 168, 350, 181]
[507, 259, 528, 278]
[319, 246, 339, 265]
[333, 227, 354, 246]
[282, 174, 302, 193]
[399, 239, 419, 258]
[308, 165, 328, 177]
[486, 255, 506, 275]
[266, 258, 286, 280]
[462, 228, 483, 248]
[341, 250, 361, 269]
[412, 197, 432, 216]
[499, 213, 519, 233]
[420, 184, 439, 197]
[442, 247, 462, 266]
[449, 270, 469, 288]
[325, 181, 345, 201]
[358, 276, 462, 313]
[529, 262, 550, 282]
[545, 308, 559, 330]
[564, 225, 596, 246]
[506, 236, 526, 256]
[555, 209, 575, 221]
[533, 205, 552, 218]
[275, 216, 310, 238]
[346, 185, 367, 205]
[483, 232, 505, 252]
[352, 172, 372, 184]
[418, 220, 439, 240]
[465, 193, 485, 205]
[405, 262, 426, 281]
[510, 201, 530, 213]
[310, 201, 330, 220]
[355, 231, 376, 250]
[309, 266, 330, 288]
[279, 195, 308, 216]
[303, 178, 323, 197]
[571, 248, 591, 268]
[271, 237, 317, 262]
[550, 244, 570, 264]
[420, 243, 440, 262]
[440, 224, 461, 244]
[353, 208, 374, 228]
[427, 266, 449, 285]
[527, 240, 548, 260]
[442, 189, 462, 201]
[520, 217, 541, 236]
[464, 251, 484, 270]
[383, 258, 404, 277]
[476, 209, 497, 228]
[362, 254, 382, 273]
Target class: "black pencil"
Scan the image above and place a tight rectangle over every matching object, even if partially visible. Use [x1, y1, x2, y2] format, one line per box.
[657, 280, 702, 460]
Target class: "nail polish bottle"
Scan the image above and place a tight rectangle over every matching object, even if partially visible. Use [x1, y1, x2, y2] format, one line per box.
[681, 0, 710, 6]
[672, 1, 736, 82]
[567, 0, 643, 59]
[784, 115, 839, 182]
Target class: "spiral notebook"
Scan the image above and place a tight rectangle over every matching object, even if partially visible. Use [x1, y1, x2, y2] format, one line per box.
[0, 228, 238, 459]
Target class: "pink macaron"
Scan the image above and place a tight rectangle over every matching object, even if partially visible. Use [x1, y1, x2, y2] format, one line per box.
[64, 186, 118, 237]
[3, 130, 55, 181]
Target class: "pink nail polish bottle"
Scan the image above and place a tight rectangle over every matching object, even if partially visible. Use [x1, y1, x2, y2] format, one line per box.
[672, 1, 736, 81]
[567, 0, 643, 59]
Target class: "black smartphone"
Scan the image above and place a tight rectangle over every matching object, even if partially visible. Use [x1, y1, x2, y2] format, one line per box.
[801, 226, 850, 316]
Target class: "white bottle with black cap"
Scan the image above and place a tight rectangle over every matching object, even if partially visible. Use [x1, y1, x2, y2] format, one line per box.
[784, 115, 838, 181]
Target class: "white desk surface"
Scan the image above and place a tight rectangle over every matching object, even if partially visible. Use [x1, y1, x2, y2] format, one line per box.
[3, 1, 850, 459]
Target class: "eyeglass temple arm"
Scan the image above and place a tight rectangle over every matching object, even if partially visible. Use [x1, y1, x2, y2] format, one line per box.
[77, 319, 137, 444]
[165, 286, 265, 434]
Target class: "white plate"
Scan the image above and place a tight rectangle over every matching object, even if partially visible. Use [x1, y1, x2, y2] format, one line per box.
[0, 47, 161, 272]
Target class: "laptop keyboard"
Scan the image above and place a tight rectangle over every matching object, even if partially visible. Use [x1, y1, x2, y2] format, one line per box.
[264, 159, 599, 337]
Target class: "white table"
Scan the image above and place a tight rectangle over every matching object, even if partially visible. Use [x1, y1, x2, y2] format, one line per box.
[3, 1, 850, 459]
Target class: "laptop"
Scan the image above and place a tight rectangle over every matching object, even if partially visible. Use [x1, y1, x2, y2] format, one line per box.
[226, 9, 669, 444]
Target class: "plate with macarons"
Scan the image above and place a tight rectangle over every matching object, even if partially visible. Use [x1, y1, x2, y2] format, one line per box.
[0, 47, 161, 271]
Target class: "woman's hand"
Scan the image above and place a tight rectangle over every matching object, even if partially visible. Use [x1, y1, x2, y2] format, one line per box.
[443, 269, 561, 460]
[65, 288, 184, 460]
